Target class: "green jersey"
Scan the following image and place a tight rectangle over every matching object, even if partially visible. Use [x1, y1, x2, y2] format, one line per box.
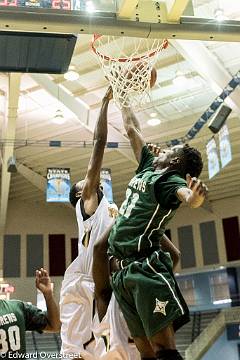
[108, 146, 187, 261]
[0, 299, 48, 356]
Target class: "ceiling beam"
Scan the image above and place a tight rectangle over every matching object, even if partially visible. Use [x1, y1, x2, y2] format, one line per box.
[0, 73, 21, 234]
[117, 0, 138, 18]
[31, 73, 90, 127]
[171, 40, 240, 113]
[166, 0, 190, 22]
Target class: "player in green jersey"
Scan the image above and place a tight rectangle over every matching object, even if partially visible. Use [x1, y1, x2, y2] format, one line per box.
[106, 107, 207, 360]
[0, 268, 60, 357]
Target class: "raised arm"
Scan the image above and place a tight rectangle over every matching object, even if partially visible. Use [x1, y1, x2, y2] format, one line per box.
[35, 268, 61, 332]
[121, 107, 145, 163]
[177, 174, 208, 208]
[82, 87, 112, 201]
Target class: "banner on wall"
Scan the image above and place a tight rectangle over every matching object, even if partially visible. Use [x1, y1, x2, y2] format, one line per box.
[100, 168, 113, 203]
[219, 124, 232, 168]
[46, 168, 70, 202]
[206, 138, 220, 179]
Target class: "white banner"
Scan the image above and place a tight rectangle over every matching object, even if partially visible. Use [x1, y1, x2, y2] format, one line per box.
[46, 168, 70, 202]
[219, 124, 232, 168]
[206, 138, 220, 179]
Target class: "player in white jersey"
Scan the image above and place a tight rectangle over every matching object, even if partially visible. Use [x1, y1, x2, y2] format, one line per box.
[60, 87, 140, 360]
[60, 87, 114, 359]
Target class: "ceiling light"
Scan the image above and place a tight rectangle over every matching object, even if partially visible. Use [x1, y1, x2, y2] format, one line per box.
[64, 69, 79, 81]
[214, 8, 228, 22]
[150, 112, 157, 117]
[52, 109, 66, 125]
[172, 70, 188, 87]
[86, 1, 95, 12]
[147, 118, 161, 126]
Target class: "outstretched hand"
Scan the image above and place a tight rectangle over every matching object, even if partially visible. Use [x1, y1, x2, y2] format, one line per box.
[35, 268, 52, 296]
[186, 173, 208, 205]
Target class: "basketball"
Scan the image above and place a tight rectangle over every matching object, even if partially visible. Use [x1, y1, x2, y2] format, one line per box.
[125, 62, 157, 90]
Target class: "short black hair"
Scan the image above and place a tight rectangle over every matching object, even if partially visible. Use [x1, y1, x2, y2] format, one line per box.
[69, 183, 79, 208]
[170, 144, 203, 178]
[180, 144, 203, 178]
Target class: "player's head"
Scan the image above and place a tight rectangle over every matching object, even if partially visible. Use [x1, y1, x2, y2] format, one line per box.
[69, 180, 85, 208]
[153, 144, 203, 178]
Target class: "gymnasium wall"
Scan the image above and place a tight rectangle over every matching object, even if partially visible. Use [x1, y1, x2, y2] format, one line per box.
[3, 200, 77, 304]
[170, 194, 240, 272]
[2, 194, 240, 304]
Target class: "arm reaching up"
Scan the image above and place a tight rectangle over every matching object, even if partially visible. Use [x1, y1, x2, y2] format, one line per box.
[81, 86, 112, 214]
[121, 107, 145, 163]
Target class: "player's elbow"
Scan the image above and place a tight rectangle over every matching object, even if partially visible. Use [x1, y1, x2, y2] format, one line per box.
[174, 249, 181, 263]
[172, 250, 181, 270]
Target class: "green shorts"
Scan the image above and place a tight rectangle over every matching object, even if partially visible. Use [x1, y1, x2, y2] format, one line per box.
[111, 250, 190, 338]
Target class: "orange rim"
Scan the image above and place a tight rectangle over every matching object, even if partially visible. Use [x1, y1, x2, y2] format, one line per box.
[91, 34, 168, 63]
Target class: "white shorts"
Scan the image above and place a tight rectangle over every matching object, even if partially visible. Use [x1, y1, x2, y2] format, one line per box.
[93, 295, 141, 360]
[60, 272, 96, 358]
[60, 272, 140, 360]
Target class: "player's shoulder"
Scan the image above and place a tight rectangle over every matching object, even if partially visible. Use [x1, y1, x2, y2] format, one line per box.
[162, 170, 187, 185]
[7, 299, 24, 307]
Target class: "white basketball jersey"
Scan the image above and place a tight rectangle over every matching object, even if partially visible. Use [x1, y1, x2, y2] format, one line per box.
[65, 194, 114, 276]
[61, 194, 114, 356]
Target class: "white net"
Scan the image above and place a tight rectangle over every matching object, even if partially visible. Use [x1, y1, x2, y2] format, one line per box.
[92, 35, 168, 108]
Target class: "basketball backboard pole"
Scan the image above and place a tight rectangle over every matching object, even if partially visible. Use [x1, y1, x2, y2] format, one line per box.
[0, 8, 240, 42]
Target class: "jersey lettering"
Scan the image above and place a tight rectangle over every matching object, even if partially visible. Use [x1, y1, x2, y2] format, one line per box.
[0, 329, 8, 353]
[8, 326, 20, 351]
[0, 326, 21, 354]
[119, 189, 139, 219]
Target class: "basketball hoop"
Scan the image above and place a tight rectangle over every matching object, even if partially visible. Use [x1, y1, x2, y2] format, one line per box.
[91, 35, 168, 108]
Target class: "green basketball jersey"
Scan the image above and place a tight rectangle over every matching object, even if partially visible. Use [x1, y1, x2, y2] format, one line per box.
[0, 299, 48, 356]
[108, 146, 187, 261]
